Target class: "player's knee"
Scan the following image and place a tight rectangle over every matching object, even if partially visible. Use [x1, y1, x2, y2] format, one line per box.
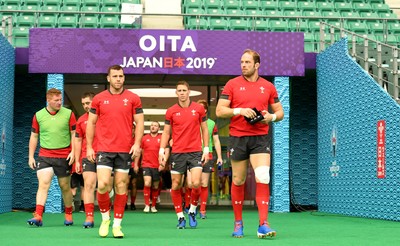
[254, 166, 270, 184]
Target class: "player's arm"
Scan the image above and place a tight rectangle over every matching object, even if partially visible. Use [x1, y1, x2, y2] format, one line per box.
[130, 112, 144, 158]
[159, 124, 171, 163]
[74, 132, 82, 173]
[200, 120, 209, 163]
[28, 131, 39, 170]
[86, 111, 98, 162]
[261, 102, 284, 124]
[133, 148, 141, 173]
[213, 134, 223, 164]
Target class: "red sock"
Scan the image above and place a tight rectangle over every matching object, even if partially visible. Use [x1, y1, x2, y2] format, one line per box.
[97, 191, 110, 213]
[256, 183, 270, 225]
[84, 203, 94, 218]
[143, 186, 151, 206]
[65, 206, 73, 215]
[151, 188, 159, 207]
[200, 186, 208, 212]
[185, 187, 192, 208]
[171, 189, 183, 213]
[35, 204, 44, 217]
[231, 183, 244, 221]
[114, 194, 127, 219]
[190, 187, 201, 206]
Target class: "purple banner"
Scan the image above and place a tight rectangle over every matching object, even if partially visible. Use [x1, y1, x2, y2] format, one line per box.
[29, 28, 304, 76]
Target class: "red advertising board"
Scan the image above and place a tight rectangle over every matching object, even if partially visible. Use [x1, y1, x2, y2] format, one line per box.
[377, 120, 386, 179]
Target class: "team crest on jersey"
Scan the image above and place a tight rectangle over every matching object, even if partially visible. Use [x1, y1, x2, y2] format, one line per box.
[103, 100, 110, 104]
[157, 139, 160, 143]
[260, 86, 265, 94]
[123, 98, 129, 106]
[191, 109, 196, 116]
[240, 87, 246, 91]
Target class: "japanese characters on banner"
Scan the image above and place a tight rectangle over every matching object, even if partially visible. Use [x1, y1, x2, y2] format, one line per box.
[377, 120, 386, 179]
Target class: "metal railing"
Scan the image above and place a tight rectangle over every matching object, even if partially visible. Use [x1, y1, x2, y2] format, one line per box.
[319, 22, 400, 100]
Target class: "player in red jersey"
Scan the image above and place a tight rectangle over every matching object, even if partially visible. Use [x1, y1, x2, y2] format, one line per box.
[86, 65, 144, 238]
[135, 121, 164, 213]
[74, 92, 97, 228]
[159, 81, 209, 229]
[191, 100, 222, 219]
[216, 49, 284, 239]
[27, 88, 76, 227]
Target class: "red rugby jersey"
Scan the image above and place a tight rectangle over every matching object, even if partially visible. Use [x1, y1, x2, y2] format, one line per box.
[141, 133, 161, 168]
[220, 76, 279, 137]
[90, 89, 142, 152]
[165, 101, 207, 153]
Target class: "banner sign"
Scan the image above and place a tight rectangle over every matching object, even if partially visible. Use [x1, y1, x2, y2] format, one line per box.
[377, 120, 386, 179]
[29, 28, 304, 75]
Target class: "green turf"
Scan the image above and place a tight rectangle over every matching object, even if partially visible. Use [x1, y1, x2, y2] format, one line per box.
[1, 208, 400, 246]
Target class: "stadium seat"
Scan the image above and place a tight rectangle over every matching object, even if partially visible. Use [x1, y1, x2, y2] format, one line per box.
[283, 10, 301, 20]
[184, 0, 203, 10]
[264, 9, 283, 21]
[58, 15, 79, 28]
[37, 15, 57, 27]
[209, 17, 228, 30]
[81, 16, 99, 28]
[278, 1, 297, 11]
[378, 12, 398, 23]
[368, 22, 386, 34]
[352, 3, 372, 13]
[229, 19, 248, 31]
[308, 20, 323, 33]
[103, 0, 121, 7]
[186, 18, 208, 30]
[302, 10, 322, 18]
[41, 5, 61, 16]
[204, 0, 221, 9]
[304, 32, 315, 52]
[334, 2, 353, 13]
[206, 8, 225, 16]
[225, 8, 245, 19]
[372, 3, 391, 13]
[288, 19, 308, 32]
[13, 27, 30, 47]
[60, 5, 81, 16]
[389, 22, 400, 34]
[321, 11, 341, 22]
[101, 6, 120, 14]
[63, 0, 81, 7]
[376, 34, 398, 46]
[242, 0, 259, 10]
[223, 0, 241, 10]
[360, 12, 380, 20]
[251, 18, 268, 31]
[3, 0, 20, 5]
[99, 15, 119, 28]
[121, 0, 141, 4]
[81, 6, 100, 16]
[25, 0, 42, 6]
[269, 20, 289, 32]
[15, 15, 36, 27]
[246, 9, 264, 16]
[297, 1, 316, 11]
[82, 0, 101, 6]
[348, 22, 369, 34]
[186, 7, 205, 22]
[20, 5, 40, 16]
[1, 4, 20, 19]
[43, 0, 62, 6]
[260, 0, 279, 11]
[316, 2, 334, 12]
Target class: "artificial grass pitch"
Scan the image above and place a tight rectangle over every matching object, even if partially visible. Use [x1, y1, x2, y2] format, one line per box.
[1, 208, 400, 246]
